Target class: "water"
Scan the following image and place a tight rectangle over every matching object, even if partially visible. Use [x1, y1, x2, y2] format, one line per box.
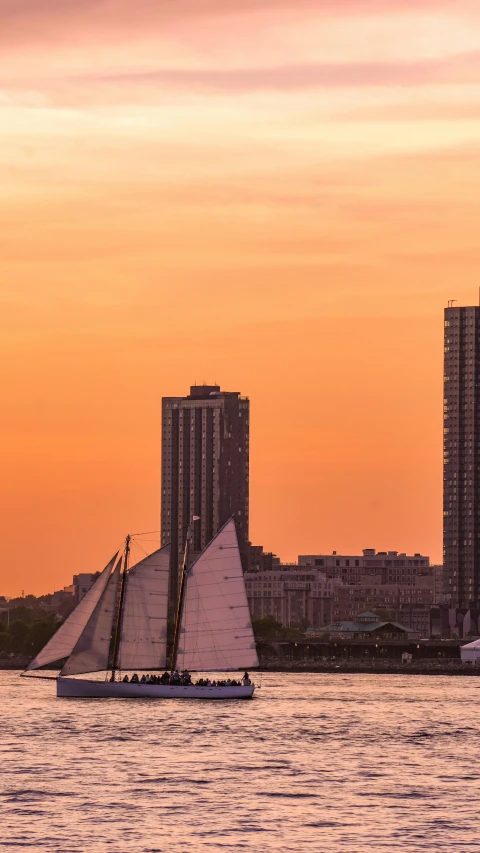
[1, 671, 480, 852]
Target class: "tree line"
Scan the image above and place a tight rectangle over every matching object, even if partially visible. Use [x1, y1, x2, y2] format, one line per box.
[0, 606, 61, 657]
[0, 608, 302, 661]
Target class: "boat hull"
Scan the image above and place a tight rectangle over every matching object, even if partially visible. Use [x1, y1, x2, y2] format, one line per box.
[57, 677, 255, 699]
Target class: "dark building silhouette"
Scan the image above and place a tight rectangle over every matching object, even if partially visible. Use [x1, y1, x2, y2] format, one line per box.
[444, 305, 480, 608]
[161, 384, 249, 611]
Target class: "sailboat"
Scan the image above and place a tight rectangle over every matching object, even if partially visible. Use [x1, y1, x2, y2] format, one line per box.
[23, 518, 258, 699]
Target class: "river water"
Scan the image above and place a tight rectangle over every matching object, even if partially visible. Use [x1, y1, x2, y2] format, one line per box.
[1, 670, 479, 852]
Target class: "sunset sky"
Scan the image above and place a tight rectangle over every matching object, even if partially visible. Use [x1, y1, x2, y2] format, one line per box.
[2, 0, 480, 595]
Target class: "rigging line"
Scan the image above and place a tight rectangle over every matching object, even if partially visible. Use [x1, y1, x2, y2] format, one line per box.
[130, 540, 150, 559]
[130, 530, 161, 536]
[130, 539, 160, 544]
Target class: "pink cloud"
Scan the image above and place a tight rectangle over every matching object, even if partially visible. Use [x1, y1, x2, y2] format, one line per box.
[85, 51, 480, 90]
[3, 51, 479, 100]
[0, 0, 477, 49]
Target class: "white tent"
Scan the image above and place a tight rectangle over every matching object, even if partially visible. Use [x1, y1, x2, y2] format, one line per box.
[460, 638, 480, 664]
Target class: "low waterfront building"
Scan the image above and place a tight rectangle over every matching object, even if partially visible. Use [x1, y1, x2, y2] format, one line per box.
[318, 610, 417, 640]
[460, 638, 480, 664]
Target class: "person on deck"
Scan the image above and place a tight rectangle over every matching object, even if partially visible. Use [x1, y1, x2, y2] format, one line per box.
[131, 673, 139, 683]
[122, 675, 129, 683]
[242, 672, 251, 686]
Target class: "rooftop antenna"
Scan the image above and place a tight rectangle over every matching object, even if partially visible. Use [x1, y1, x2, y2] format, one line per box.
[447, 299, 457, 308]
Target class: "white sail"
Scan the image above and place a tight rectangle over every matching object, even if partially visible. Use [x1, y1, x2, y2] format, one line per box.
[176, 519, 258, 671]
[118, 545, 170, 670]
[25, 553, 119, 672]
[60, 559, 121, 676]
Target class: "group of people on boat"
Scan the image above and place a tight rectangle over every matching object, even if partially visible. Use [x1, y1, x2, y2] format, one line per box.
[116, 670, 252, 687]
[120, 670, 192, 685]
[195, 674, 250, 687]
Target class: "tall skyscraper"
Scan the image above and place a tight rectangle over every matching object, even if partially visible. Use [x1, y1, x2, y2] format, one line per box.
[443, 305, 480, 609]
[161, 384, 249, 610]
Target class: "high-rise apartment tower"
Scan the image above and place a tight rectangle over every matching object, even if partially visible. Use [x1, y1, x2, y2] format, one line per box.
[444, 305, 480, 608]
[161, 385, 249, 610]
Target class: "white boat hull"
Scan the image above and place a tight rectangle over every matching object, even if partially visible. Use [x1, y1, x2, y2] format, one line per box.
[57, 677, 255, 700]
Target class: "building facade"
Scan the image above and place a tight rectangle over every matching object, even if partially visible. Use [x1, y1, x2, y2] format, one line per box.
[247, 544, 281, 572]
[444, 305, 480, 609]
[432, 565, 445, 604]
[161, 384, 249, 609]
[430, 604, 480, 638]
[245, 567, 341, 629]
[332, 582, 434, 636]
[299, 549, 433, 634]
[299, 549, 430, 582]
[246, 550, 435, 635]
[73, 573, 100, 601]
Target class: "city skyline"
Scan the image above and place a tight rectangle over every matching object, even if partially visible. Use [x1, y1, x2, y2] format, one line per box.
[4, 0, 480, 595]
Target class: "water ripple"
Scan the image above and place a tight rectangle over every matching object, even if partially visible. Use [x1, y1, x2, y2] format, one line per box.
[2, 671, 479, 853]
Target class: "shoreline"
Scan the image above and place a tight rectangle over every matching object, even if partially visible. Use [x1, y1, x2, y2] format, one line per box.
[258, 661, 480, 676]
[2, 660, 479, 677]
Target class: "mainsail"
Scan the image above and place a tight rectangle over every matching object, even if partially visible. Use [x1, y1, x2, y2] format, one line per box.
[176, 518, 258, 671]
[117, 545, 170, 670]
[25, 552, 119, 672]
[60, 558, 121, 676]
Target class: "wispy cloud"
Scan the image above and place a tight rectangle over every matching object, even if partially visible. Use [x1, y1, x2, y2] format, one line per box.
[66, 51, 480, 92]
[3, 54, 480, 112]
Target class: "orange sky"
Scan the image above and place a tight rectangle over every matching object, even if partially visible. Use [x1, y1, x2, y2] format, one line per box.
[2, 0, 480, 595]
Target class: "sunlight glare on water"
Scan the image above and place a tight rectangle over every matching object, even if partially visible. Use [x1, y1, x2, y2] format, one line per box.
[1, 671, 479, 852]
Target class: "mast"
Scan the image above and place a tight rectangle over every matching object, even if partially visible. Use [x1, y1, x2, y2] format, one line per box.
[171, 520, 194, 671]
[110, 534, 131, 680]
